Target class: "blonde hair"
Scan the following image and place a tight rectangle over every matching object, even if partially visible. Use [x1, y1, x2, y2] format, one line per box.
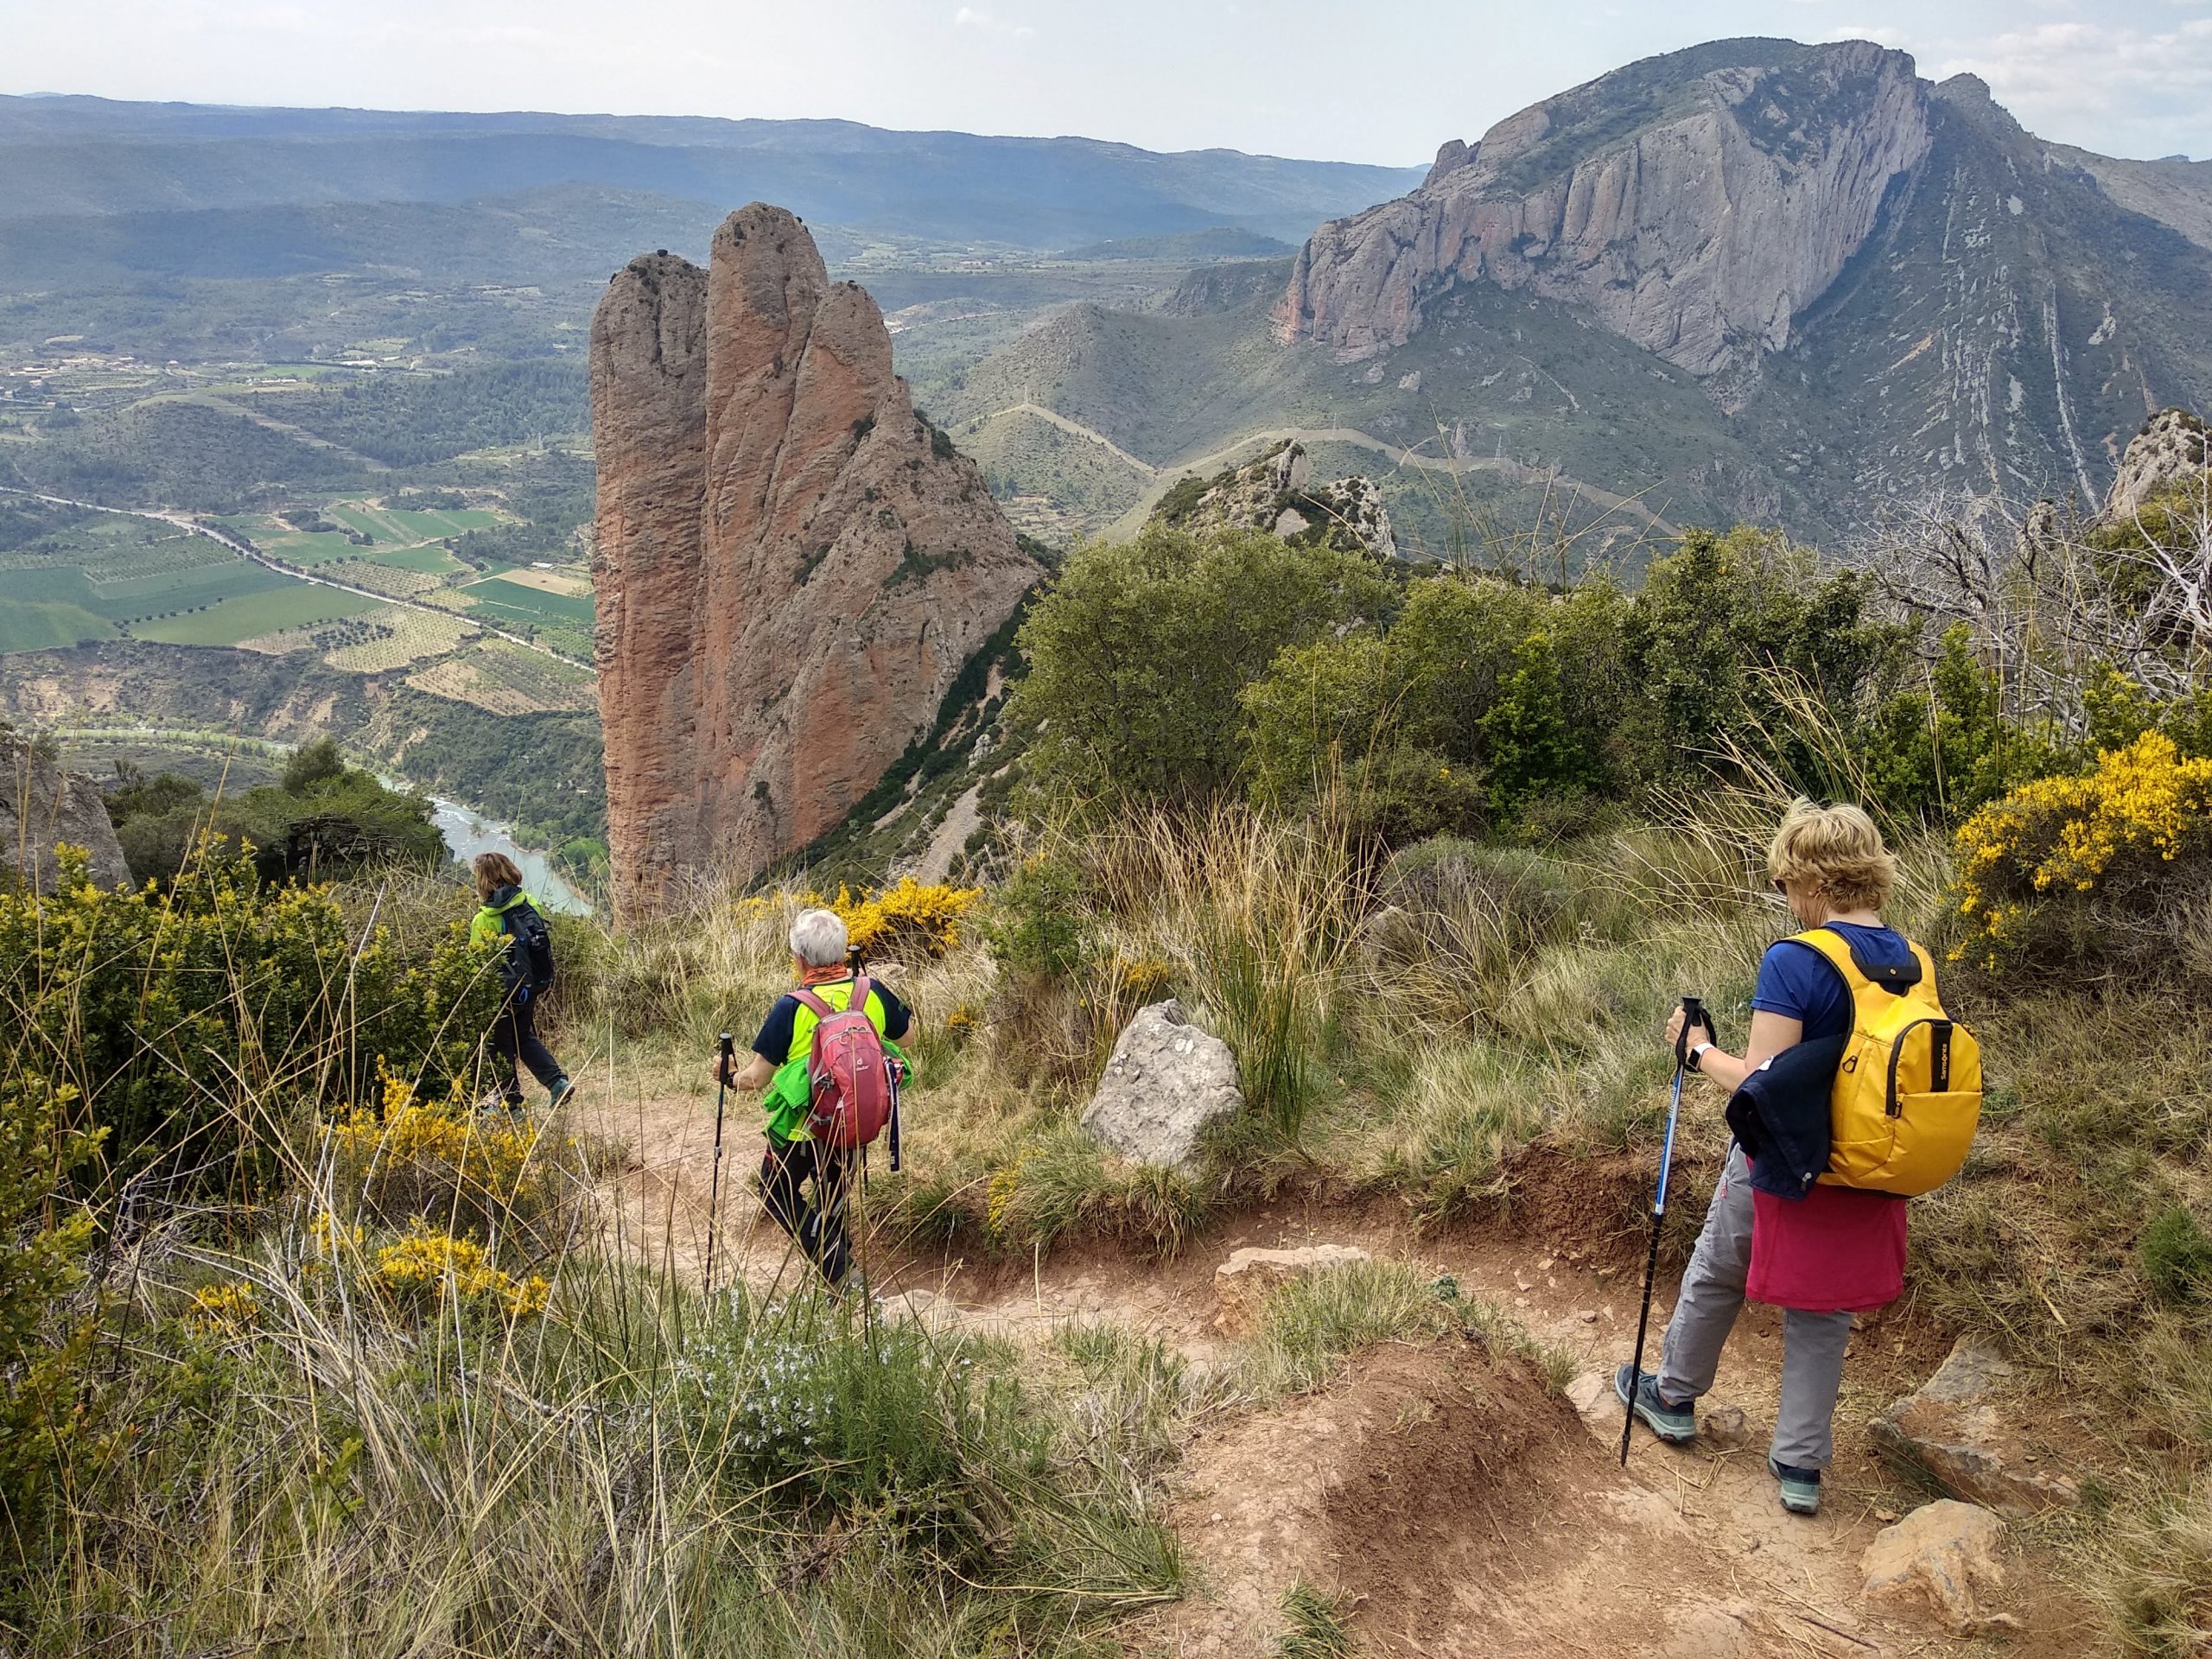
[472, 851, 524, 901]
[1768, 799, 1894, 914]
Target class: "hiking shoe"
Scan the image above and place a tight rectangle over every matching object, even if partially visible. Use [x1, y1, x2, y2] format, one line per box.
[547, 1077, 576, 1110]
[1769, 1457, 1821, 1516]
[1614, 1365, 1698, 1444]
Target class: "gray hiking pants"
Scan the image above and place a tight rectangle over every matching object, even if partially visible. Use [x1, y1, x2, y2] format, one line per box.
[1654, 1143, 1854, 1470]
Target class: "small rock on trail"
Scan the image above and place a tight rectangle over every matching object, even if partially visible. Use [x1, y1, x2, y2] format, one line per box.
[1872, 1334, 2082, 1516]
[1861, 1499, 2012, 1634]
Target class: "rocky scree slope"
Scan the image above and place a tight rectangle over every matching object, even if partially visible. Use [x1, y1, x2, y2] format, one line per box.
[590, 204, 1041, 919]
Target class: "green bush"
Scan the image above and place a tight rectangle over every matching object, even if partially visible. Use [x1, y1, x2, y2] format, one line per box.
[0, 1077, 103, 1554]
[0, 846, 502, 1196]
[2143, 1207, 2212, 1308]
[983, 852, 1096, 982]
[103, 741, 446, 887]
[1007, 523, 1394, 810]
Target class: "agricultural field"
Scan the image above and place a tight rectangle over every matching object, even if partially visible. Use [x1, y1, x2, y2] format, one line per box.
[407, 637, 595, 715]
[322, 557, 445, 599]
[326, 502, 502, 542]
[462, 573, 594, 626]
[0, 495, 296, 647]
[133, 582, 379, 646]
[240, 603, 479, 671]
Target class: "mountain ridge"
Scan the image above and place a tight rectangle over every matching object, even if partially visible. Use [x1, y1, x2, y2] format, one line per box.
[0, 93, 1425, 248]
[935, 38, 2212, 546]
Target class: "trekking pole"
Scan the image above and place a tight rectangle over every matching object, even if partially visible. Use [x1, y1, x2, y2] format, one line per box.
[1620, 995, 1702, 1468]
[705, 1032, 733, 1298]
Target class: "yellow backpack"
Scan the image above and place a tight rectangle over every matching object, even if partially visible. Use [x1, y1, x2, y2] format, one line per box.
[1794, 928, 1984, 1198]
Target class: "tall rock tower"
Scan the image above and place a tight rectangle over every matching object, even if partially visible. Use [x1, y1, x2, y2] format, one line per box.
[590, 204, 1041, 921]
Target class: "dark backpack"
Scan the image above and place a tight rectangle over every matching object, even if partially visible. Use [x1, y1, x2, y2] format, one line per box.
[499, 899, 556, 999]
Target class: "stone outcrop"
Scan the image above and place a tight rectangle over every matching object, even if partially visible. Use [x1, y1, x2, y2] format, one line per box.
[1213, 1244, 1373, 1334]
[1274, 40, 1932, 381]
[591, 204, 1042, 918]
[1, 728, 131, 894]
[1872, 1334, 2081, 1516]
[1079, 999, 1243, 1173]
[2101, 406, 2210, 521]
[1859, 1500, 2011, 1634]
[1157, 440, 1396, 560]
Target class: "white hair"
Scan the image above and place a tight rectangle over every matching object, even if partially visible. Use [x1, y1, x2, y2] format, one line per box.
[788, 907, 849, 969]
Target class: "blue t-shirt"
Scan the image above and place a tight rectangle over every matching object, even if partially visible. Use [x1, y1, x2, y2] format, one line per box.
[1751, 922, 1911, 1040]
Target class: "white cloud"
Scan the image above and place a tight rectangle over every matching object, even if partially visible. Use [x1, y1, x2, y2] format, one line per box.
[952, 7, 1034, 40]
[1824, 23, 1905, 45]
[1939, 14, 2212, 158]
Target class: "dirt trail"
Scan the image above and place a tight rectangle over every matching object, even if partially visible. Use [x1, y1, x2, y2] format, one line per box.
[578, 1087, 2089, 1658]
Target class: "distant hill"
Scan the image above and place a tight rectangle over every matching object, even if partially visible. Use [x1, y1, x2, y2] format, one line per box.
[1056, 229, 1295, 262]
[0, 95, 1424, 249]
[933, 40, 2212, 549]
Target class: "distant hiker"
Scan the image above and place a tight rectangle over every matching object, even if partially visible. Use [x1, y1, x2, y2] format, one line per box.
[469, 851, 573, 1112]
[1618, 802, 1924, 1518]
[716, 907, 912, 1289]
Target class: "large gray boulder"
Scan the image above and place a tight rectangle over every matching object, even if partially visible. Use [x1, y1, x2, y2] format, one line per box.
[2, 728, 131, 894]
[1079, 999, 1242, 1173]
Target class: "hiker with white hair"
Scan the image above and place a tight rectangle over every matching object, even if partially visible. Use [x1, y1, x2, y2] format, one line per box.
[713, 906, 912, 1287]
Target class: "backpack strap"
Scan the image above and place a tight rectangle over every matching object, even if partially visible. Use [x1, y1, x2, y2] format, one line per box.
[791, 988, 835, 1019]
[1794, 926, 1923, 999]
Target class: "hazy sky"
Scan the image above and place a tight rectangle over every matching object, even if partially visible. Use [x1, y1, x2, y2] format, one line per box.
[3, 0, 2209, 166]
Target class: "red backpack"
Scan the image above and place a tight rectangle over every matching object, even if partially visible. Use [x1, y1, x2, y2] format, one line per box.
[791, 976, 903, 1160]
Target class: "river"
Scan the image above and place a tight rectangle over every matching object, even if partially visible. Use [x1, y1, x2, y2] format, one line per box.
[430, 799, 594, 916]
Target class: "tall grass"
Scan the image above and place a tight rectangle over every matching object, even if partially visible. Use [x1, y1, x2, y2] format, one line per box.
[1083, 801, 1363, 1147]
[0, 864, 1179, 1656]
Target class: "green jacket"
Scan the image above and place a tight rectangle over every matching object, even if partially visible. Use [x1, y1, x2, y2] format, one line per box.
[760, 1042, 911, 1147]
[468, 885, 538, 952]
[759, 976, 911, 1145]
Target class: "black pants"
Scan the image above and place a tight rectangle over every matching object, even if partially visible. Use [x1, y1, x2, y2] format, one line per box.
[760, 1137, 853, 1287]
[490, 995, 564, 1107]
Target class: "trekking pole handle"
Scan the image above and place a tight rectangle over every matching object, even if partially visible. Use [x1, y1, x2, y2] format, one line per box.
[1673, 995, 1706, 1068]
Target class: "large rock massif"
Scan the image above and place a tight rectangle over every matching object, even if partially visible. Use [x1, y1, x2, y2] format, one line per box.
[2, 728, 131, 893]
[941, 35, 2212, 543]
[591, 205, 1041, 918]
[1276, 40, 1932, 384]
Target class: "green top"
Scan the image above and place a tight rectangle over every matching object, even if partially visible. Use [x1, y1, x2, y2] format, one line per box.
[467, 886, 537, 953]
[758, 977, 908, 1146]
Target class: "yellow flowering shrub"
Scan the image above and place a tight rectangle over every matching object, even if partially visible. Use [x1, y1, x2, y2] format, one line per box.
[741, 879, 981, 961]
[186, 1281, 261, 1336]
[829, 878, 982, 961]
[1952, 731, 2212, 970]
[372, 1222, 549, 1319]
[329, 1068, 568, 1243]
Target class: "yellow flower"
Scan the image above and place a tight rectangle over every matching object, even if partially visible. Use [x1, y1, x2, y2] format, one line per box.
[188, 1281, 261, 1335]
[1948, 732, 2212, 968]
[372, 1222, 549, 1319]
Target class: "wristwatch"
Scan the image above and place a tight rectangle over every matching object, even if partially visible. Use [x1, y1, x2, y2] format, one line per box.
[1688, 1041, 1713, 1072]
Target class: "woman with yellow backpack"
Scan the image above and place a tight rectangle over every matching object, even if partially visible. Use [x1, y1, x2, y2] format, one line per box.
[1616, 800, 1981, 1516]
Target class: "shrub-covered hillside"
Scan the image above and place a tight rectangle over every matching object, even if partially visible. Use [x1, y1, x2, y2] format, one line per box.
[4, 423, 2211, 1653]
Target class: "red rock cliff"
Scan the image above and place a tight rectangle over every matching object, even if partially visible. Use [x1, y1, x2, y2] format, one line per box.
[591, 205, 1040, 920]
